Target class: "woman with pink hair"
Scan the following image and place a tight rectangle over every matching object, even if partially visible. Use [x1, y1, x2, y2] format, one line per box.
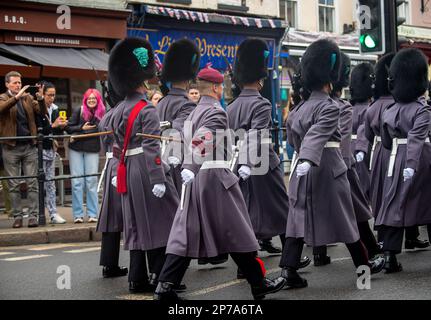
[66, 88, 106, 223]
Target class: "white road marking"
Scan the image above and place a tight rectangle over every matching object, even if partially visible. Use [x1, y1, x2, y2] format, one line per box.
[1, 254, 52, 261]
[64, 247, 101, 253]
[116, 294, 154, 300]
[0, 252, 14, 256]
[27, 244, 82, 251]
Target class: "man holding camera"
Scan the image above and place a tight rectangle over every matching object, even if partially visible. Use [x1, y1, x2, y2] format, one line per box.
[0, 71, 44, 228]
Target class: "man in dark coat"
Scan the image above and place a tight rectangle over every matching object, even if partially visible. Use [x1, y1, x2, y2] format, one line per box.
[375, 48, 431, 273]
[153, 65, 286, 301]
[279, 39, 385, 289]
[158, 39, 200, 194]
[227, 39, 310, 268]
[109, 38, 181, 293]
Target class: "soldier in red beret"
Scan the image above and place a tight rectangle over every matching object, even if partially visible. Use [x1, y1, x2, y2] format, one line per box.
[154, 64, 286, 301]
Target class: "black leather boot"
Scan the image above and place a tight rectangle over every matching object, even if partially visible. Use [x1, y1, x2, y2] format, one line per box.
[129, 281, 154, 294]
[298, 256, 311, 269]
[313, 254, 331, 266]
[149, 273, 187, 292]
[405, 238, 430, 250]
[259, 239, 282, 254]
[281, 267, 308, 289]
[369, 256, 385, 274]
[102, 266, 128, 278]
[154, 282, 180, 301]
[383, 251, 402, 273]
[251, 277, 286, 300]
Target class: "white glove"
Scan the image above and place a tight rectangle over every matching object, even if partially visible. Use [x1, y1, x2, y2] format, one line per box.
[403, 168, 415, 182]
[181, 169, 195, 185]
[168, 156, 181, 168]
[152, 183, 166, 198]
[356, 151, 365, 163]
[238, 165, 251, 180]
[296, 161, 312, 177]
[111, 176, 117, 188]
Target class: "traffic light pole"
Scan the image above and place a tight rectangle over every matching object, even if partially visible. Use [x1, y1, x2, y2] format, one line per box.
[385, 0, 399, 54]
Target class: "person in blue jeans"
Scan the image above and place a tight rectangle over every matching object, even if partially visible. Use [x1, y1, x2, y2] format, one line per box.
[66, 88, 106, 223]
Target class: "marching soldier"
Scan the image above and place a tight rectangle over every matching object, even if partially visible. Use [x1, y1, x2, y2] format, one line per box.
[108, 38, 181, 293]
[153, 65, 286, 301]
[96, 80, 128, 279]
[279, 39, 384, 289]
[158, 39, 200, 194]
[375, 48, 431, 273]
[363, 54, 429, 250]
[331, 53, 381, 260]
[227, 39, 310, 268]
[349, 63, 374, 201]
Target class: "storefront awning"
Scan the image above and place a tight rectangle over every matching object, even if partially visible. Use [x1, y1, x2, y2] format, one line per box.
[131, 4, 285, 29]
[0, 54, 41, 78]
[0, 44, 108, 80]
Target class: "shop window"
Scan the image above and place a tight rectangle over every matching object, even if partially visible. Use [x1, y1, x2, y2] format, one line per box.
[217, 0, 249, 13]
[280, 0, 298, 28]
[397, 0, 411, 25]
[319, 0, 335, 33]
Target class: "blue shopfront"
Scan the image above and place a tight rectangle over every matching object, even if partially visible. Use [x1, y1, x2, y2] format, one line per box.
[128, 28, 276, 71]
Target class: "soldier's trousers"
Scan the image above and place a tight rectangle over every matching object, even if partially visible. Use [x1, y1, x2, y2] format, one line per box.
[128, 247, 166, 283]
[380, 225, 431, 254]
[281, 238, 369, 269]
[159, 252, 264, 286]
[100, 232, 121, 267]
[313, 221, 381, 258]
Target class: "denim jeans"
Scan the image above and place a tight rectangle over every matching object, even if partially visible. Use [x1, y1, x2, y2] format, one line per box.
[69, 149, 99, 218]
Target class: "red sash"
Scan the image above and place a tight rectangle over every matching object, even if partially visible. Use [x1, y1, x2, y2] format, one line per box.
[117, 100, 148, 194]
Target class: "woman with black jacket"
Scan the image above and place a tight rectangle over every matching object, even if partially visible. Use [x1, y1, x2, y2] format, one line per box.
[35, 82, 68, 224]
[65, 88, 106, 223]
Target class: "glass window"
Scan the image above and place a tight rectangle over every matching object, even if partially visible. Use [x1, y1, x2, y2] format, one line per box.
[319, 0, 335, 33]
[280, 0, 298, 28]
[397, 0, 410, 24]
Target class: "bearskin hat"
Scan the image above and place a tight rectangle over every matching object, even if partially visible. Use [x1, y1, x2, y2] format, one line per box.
[161, 39, 201, 83]
[332, 52, 351, 93]
[373, 53, 395, 99]
[301, 39, 341, 91]
[233, 38, 269, 85]
[349, 63, 374, 104]
[389, 48, 429, 103]
[108, 37, 155, 97]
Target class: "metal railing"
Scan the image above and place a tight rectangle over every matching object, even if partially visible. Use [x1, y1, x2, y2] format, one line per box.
[0, 129, 103, 226]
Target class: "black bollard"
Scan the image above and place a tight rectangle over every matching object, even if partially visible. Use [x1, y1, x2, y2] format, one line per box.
[37, 128, 46, 226]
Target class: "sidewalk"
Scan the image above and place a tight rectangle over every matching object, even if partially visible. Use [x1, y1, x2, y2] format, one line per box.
[0, 205, 102, 247]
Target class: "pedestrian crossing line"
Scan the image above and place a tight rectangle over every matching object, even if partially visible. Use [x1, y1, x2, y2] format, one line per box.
[1, 254, 52, 261]
[0, 252, 15, 256]
[64, 247, 101, 253]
